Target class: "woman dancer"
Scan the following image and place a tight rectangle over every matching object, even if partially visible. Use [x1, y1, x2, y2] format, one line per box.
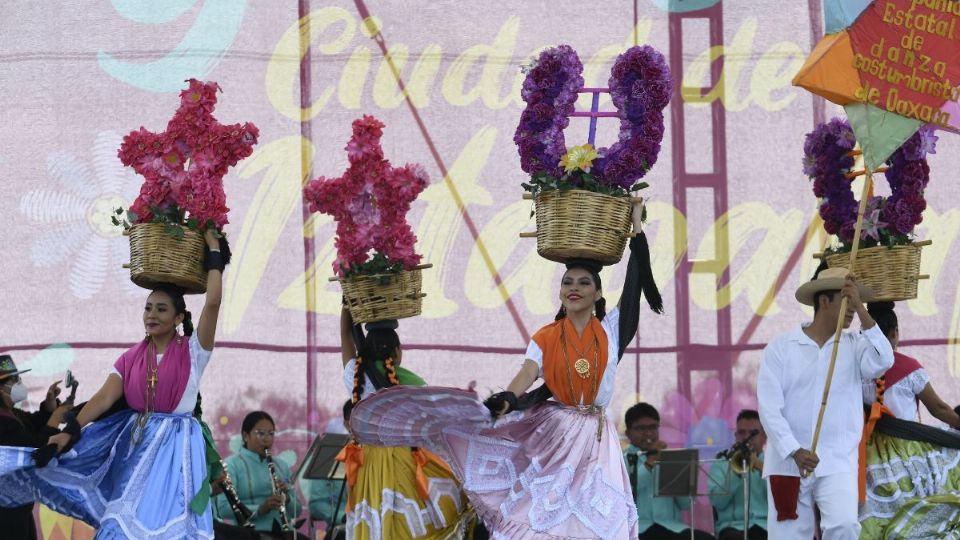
[0, 228, 227, 539]
[862, 301, 960, 427]
[336, 310, 469, 539]
[859, 301, 960, 538]
[349, 201, 660, 539]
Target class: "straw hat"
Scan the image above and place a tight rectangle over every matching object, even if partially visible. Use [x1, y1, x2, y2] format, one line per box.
[795, 266, 873, 306]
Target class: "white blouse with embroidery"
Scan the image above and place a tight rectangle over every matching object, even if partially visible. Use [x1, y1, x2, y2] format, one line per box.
[863, 368, 929, 423]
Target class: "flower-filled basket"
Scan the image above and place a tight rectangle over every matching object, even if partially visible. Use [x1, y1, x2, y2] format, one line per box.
[115, 80, 258, 294]
[126, 225, 209, 293]
[805, 119, 932, 301]
[515, 44, 671, 264]
[304, 115, 430, 324]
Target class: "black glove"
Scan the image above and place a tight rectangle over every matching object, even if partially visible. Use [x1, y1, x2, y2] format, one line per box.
[483, 391, 517, 419]
[59, 411, 82, 454]
[203, 234, 232, 272]
[32, 444, 58, 468]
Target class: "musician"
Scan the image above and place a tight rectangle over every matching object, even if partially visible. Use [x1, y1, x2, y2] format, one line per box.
[708, 409, 768, 540]
[215, 411, 306, 540]
[757, 268, 892, 539]
[624, 402, 714, 540]
[0, 355, 70, 540]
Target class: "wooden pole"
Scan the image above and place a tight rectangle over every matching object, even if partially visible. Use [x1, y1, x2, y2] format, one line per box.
[809, 169, 874, 456]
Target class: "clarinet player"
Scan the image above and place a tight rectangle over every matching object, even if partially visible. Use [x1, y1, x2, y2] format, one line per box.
[215, 411, 307, 539]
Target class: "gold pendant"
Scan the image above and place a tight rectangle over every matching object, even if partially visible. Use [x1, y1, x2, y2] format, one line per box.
[574, 358, 590, 378]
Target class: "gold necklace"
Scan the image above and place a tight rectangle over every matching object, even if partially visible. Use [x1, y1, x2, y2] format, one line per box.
[559, 322, 600, 403]
[133, 338, 158, 446]
[562, 320, 599, 378]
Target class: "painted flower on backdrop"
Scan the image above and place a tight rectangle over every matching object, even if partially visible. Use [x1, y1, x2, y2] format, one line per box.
[20, 131, 142, 299]
[659, 378, 757, 458]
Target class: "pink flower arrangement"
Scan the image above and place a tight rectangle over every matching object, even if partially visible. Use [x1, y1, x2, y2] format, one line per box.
[303, 115, 428, 277]
[117, 79, 259, 231]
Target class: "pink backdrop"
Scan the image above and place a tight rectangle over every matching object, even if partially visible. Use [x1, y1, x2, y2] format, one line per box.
[4, 1, 960, 537]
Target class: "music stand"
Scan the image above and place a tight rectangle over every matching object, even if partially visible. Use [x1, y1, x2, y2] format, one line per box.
[654, 449, 700, 540]
[297, 433, 350, 537]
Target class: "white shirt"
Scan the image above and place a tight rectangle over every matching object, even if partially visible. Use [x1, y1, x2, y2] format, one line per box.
[524, 307, 620, 407]
[757, 323, 893, 477]
[111, 334, 212, 415]
[862, 368, 928, 422]
[343, 358, 376, 401]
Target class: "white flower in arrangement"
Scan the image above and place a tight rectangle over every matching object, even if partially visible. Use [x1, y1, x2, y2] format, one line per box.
[20, 131, 142, 299]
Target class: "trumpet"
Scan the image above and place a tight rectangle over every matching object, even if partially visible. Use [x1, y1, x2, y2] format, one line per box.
[219, 459, 255, 528]
[716, 429, 761, 475]
[263, 448, 292, 534]
[728, 446, 756, 475]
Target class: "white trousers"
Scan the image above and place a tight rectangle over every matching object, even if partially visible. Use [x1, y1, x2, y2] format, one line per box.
[766, 470, 860, 540]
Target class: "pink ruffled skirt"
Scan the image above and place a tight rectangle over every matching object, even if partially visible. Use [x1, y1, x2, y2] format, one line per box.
[349, 385, 638, 539]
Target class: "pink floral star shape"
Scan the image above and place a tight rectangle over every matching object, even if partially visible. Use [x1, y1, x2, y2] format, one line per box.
[304, 115, 429, 276]
[117, 79, 259, 229]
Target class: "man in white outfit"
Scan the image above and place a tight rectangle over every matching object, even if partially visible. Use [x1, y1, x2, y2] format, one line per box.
[757, 267, 893, 539]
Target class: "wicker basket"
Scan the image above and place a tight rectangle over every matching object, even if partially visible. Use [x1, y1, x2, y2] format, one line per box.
[823, 242, 929, 301]
[335, 265, 429, 324]
[125, 223, 207, 294]
[523, 189, 634, 264]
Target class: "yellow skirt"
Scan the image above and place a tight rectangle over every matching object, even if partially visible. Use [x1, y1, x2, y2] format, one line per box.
[339, 443, 468, 540]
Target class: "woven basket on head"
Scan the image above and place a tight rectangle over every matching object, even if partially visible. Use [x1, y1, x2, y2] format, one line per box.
[521, 189, 635, 265]
[125, 223, 207, 294]
[821, 241, 930, 302]
[335, 264, 430, 324]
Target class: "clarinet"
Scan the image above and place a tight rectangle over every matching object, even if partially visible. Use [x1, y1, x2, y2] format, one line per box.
[263, 448, 292, 533]
[219, 459, 255, 528]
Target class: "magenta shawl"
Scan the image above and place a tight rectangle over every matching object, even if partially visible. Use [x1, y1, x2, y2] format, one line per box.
[114, 337, 191, 413]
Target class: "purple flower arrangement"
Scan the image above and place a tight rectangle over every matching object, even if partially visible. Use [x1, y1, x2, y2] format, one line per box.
[594, 45, 672, 191]
[803, 119, 935, 250]
[514, 44, 671, 196]
[882, 128, 935, 237]
[514, 45, 583, 178]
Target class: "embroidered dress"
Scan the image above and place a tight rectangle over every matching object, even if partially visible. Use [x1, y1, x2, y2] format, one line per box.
[339, 361, 468, 540]
[859, 352, 960, 538]
[0, 335, 214, 539]
[349, 307, 639, 539]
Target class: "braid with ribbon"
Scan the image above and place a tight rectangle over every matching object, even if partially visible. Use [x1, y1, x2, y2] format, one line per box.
[352, 356, 364, 404]
[384, 357, 400, 386]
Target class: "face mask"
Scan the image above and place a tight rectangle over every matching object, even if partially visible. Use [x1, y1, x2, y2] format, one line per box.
[6, 382, 27, 404]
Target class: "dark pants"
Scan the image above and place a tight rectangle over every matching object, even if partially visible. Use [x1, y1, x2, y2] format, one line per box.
[639, 523, 715, 540]
[213, 519, 261, 540]
[0, 504, 37, 540]
[718, 525, 767, 540]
